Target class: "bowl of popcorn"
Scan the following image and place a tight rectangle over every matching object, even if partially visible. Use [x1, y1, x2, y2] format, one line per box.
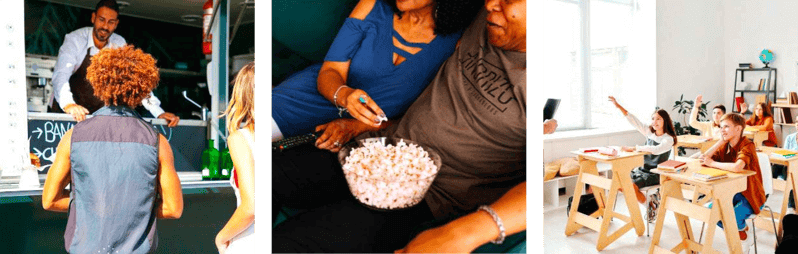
[338, 137, 442, 211]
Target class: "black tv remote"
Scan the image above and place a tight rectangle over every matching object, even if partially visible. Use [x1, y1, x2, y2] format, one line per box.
[273, 131, 322, 152]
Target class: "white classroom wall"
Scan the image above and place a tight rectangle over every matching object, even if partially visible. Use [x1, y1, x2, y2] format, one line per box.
[723, 0, 798, 143]
[656, 0, 725, 119]
[545, 0, 724, 163]
[546, 0, 798, 162]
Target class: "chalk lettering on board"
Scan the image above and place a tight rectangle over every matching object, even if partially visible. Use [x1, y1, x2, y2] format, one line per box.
[32, 127, 43, 139]
[158, 125, 173, 141]
[42, 121, 73, 143]
[33, 147, 56, 163]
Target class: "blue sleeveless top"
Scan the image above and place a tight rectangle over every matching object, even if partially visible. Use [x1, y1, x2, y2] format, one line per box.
[272, 0, 463, 137]
[66, 106, 160, 254]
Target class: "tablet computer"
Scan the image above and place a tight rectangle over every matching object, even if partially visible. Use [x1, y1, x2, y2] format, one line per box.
[544, 98, 560, 121]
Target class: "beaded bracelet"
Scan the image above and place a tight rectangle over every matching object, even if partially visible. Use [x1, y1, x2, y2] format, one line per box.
[333, 85, 350, 117]
[479, 205, 506, 245]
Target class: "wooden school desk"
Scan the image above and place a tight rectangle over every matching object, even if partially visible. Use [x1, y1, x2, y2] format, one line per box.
[743, 129, 769, 148]
[756, 146, 798, 234]
[565, 149, 646, 251]
[649, 161, 755, 254]
[675, 135, 717, 155]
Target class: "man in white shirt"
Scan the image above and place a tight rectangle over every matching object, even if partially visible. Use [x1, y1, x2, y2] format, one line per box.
[50, 0, 180, 127]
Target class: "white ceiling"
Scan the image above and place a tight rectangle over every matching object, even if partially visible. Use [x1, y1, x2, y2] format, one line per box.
[40, 0, 254, 28]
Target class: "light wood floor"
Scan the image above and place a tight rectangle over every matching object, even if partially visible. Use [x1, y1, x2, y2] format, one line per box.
[544, 191, 786, 253]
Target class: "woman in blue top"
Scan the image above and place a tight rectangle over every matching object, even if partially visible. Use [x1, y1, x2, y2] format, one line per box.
[272, 0, 482, 143]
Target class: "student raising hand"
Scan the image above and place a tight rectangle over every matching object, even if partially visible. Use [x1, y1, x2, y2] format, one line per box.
[608, 96, 628, 116]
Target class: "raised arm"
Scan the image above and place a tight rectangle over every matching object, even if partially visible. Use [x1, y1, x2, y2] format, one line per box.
[608, 96, 628, 116]
[689, 95, 709, 130]
[396, 182, 526, 253]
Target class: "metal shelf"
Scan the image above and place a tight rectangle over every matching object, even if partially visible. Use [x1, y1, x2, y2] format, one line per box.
[733, 68, 777, 117]
[734, 90, 775, 93]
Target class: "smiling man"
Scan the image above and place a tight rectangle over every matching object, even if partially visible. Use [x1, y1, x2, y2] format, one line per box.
[272, 0, 527, 252]
[50, 0, 180, 127]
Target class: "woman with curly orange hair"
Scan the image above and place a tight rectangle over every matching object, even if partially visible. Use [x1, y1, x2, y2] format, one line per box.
[43, 45, 184, 253]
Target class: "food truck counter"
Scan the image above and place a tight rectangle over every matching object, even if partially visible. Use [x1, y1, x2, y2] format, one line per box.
[0, 172, 230, 198]
[27, 112, 210, 175]
[6, 111, 232, 254]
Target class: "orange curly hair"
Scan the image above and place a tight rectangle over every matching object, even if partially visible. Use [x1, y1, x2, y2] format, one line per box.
[86, 45, 159, 108]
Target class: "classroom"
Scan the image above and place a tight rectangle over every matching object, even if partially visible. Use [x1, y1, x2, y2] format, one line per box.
[543, 1, 798, 253]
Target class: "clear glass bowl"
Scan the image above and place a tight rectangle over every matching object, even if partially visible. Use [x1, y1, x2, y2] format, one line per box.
[338, 137, 442, 211]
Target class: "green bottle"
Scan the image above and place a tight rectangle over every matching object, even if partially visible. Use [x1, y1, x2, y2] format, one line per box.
[201, 139, 220, 180]
[220, 148, 232, 180]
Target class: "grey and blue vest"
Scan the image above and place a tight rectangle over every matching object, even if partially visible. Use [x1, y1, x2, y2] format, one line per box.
[66, 106, 160, 254]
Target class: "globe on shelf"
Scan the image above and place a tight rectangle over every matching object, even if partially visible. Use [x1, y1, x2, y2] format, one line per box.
[760, 49, 774, 68]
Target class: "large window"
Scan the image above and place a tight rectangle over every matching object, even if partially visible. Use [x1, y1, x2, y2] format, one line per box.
[544, 0, 655, 131]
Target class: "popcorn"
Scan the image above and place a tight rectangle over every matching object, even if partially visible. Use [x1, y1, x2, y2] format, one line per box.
[342, 139, 439, 209]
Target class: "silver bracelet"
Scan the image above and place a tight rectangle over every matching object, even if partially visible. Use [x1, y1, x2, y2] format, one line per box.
[479, 205, 506, 245]
[333, 85, 350, 117]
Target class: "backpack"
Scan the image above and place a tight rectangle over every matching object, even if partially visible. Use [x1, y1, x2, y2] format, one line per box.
[567, 193, 600, 217]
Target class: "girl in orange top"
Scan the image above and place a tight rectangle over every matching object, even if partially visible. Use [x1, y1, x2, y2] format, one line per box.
[745, 102, 777, 147]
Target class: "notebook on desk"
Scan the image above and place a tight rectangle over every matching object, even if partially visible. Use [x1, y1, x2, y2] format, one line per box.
[693, 167, 729, 181]
[772, 149, 797, 159]
[744, 127, 759, 133]
[658, 160, 687, 172]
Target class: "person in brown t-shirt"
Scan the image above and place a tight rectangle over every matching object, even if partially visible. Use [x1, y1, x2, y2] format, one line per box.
[272, 0, 527, 253]
[699, 113, 766, 252]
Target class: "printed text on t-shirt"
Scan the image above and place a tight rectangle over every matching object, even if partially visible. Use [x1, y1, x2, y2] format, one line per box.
[461, 51, 515, 115]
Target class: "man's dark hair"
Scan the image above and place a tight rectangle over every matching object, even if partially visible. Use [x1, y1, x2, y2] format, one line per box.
[387, 0, 483, 35]
[713, 104, 726, 114]
[95, 0, 120, 13]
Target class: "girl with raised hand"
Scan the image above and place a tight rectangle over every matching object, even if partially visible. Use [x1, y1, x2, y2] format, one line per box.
[608, 96, 677, 205]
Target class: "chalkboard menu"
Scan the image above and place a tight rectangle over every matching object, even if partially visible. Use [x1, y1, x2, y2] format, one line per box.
[27, 115, 206, 174]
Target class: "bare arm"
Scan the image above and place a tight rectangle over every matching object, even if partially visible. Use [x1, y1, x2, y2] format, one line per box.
[316, 0, 370, 104]
[460, 182, 527, 249]
[699, 139, 746, 172]
[315, 118, 393, 152]
[318, 60, 352, 107]
[317, 0, 385, 127]
[689, 95, 711, 132]
[216, 130, 256, 252]
[704, 158, 747, 173]
[42, 129, 74, 212]
[155, 135, 183, 219]
[397, 182, 526, 253]
[608, 96, 628, 116]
